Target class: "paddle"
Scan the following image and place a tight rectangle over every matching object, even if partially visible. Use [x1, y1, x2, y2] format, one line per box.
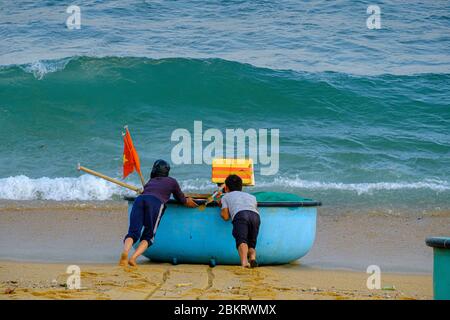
[198, 185, 224, 211]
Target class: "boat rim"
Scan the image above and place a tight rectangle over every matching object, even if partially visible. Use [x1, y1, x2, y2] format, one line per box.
[123, 196, 322, 207]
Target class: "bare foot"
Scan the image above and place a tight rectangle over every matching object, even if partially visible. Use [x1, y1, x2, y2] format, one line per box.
[241, 262, 251, 268]
[128, 258, 137, 267]
[119, 252, 128, 266]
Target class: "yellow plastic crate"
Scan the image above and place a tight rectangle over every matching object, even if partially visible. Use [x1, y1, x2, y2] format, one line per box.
[211, 158, 255, 186]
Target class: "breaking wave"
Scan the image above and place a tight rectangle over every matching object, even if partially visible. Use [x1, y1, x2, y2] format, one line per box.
[258, 177, 450, 195]
[0, 175, 449, 201]
[19, 58, 72, 80]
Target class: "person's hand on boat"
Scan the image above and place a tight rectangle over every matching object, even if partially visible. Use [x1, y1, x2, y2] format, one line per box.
[215, 190, 222, 198]
[185, 197, 198, 208]
[215, 192, 223, 206]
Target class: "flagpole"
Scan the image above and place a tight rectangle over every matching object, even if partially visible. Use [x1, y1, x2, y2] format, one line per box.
[122, 128, 146, 188]
[138, 171, 146, 187]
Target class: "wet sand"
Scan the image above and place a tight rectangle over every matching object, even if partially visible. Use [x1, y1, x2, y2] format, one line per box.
[0, 201, 448, 300]
[0, 261, 432, 300]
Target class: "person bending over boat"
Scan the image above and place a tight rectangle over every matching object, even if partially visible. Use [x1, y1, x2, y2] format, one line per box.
[218, 174, 260, 268]
[119, 159, 198, 267]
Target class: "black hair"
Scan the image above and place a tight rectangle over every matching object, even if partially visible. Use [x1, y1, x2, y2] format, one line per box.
[150, 159, 170, 178]
[225, 174, 243, 192]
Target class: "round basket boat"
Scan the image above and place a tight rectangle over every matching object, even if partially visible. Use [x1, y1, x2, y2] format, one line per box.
[124, 192, 321, 266]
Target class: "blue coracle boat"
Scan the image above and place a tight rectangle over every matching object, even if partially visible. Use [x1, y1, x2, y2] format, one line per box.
[124, 192, 321, 266]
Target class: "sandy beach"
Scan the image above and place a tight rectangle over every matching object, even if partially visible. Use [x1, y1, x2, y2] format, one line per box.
[1, 201, 448, 300]
[0, 260, 432, 300]
[2, 0, 450, 305]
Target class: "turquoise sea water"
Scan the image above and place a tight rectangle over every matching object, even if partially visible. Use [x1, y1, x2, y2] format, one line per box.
[0, 1, 449, 213]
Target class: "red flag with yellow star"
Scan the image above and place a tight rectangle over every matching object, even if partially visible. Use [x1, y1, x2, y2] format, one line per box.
[123, 127, 142, 179]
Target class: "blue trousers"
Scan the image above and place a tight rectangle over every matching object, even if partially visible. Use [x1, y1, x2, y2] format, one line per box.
[124, 195, 166, 244]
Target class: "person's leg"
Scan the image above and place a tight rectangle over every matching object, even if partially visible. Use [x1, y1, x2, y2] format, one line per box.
[120, 197, 144, 266]
[128, 198, 165, 267]
[248, 248, 256, 261]
[119, 237, 134, 266]
[237, 243, 249, 267]
[128, 240, 149, 267]
[232, 213, 250, 267]
[248, 212, 260, 268]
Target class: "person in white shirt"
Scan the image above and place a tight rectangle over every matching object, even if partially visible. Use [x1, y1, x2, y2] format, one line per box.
[218, 174, 260, 268]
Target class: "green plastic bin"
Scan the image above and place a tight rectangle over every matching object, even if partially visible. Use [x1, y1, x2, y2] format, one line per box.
[426, 237, 450, 300]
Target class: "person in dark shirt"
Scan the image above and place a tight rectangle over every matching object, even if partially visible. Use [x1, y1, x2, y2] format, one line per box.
[119, 159, 197, 267]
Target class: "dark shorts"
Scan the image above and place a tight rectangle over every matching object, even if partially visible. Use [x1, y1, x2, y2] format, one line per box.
[232, 210, 261, 249]
[124, 194, 166, 244]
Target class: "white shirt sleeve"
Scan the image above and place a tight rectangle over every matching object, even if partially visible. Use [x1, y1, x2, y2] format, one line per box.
[221, 194, 229, 209]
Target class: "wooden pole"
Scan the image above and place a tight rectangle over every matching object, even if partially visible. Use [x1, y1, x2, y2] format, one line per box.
[77, 163, 142, 193]
[137, 171, 146, 188]
[185, 193, 209, 199]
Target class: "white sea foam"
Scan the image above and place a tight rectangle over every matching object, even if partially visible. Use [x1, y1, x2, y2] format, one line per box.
[257, 177, 450, 195]
[179, 178, 216, 192]
[0, 175, 448, 201]
[20, 58, 72, 80]
[0, 175, 130, 201]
